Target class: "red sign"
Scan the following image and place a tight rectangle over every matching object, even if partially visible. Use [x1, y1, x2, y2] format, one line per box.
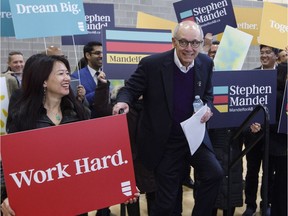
[1, 114, 136, 216]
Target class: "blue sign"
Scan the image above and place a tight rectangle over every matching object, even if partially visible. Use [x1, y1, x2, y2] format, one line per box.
[173, 0, 237, 35]
[61, 3, 115, 45]
[209, 70, 277, 129]
[9, 0, 87, 39]
[1, 0, 15, 37]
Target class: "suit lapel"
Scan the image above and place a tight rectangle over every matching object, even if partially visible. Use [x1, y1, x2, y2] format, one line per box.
[194, 57, 203, 96]
[161, 50, 174, 117]
[82, 67, 96, 91]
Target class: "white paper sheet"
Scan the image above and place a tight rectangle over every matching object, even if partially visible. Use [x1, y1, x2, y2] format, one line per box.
[180, 104, 207, 155]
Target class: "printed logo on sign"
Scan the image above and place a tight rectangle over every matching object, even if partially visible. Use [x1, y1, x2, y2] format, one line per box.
[214, 84, 272, 113]
[214, 86, 229, 113]
[78, 22, 85, 31]
[121, 181, 132, 196]
[180, 10, 195, 22]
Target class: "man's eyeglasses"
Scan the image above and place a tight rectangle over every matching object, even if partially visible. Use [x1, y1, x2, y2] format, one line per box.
[90, 51, 102, 55]
[176, 39, 203, 48]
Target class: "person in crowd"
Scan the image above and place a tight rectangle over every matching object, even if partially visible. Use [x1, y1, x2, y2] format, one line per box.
[3, 51, 25, 86]
[269, 61, 287, 216]
[1, 54, 90, 216]
[277, 48, 288, 64]
[242, 45, 279, 216]
[75, 57, 88, 72]
[42, 46, 111, 216]
[112, 20, 223, 216]
[208, 40, 220, 60]
[0, 51, 25, 97]
[71, 41, 105, 118]
[0, 54, 140, 216]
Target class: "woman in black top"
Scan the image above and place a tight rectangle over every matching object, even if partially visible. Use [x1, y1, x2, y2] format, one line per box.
[1, 54, 90, 216]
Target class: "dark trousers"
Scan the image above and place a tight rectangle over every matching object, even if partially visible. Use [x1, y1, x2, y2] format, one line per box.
[126, 191, 155, 216]
[96, 208, 110, 216]
[151, 142, 223, 216]
[271, 155, 287, 216]
[212, 207, 235, 216]
[244, 141, 274, 210]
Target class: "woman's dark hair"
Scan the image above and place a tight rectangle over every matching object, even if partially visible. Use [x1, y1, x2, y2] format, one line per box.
[8, 54, 89, 131]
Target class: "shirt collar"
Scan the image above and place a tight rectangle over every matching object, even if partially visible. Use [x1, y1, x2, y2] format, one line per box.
[174, 49, 194, 73]
[261, 63, 277, 70]
[87, 65, 98, 84]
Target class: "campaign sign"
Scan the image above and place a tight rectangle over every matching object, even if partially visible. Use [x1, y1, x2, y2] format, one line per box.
[1, 115, 136, 216]
[0, 77, 9, 135]
[102, 27, 172, 79]
[234, 7, 262, 46]
[278, 81, 287, 134]
[9, 0, 87, 39]
[209, 70, 277, 129]
[214, 26, 253, 71]
[173, 0, 237, 35]
[259, 2, 288, 50]
[136, 11, 177, 34]
[1, 0, 15, 37]
[61, 3, 115, 45]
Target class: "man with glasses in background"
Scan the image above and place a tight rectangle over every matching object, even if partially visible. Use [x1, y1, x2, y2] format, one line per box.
[72, 41, 106, 119]
[113, 20, 223, 216]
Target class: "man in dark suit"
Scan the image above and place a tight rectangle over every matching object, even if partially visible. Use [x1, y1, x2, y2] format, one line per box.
[113, 20, 223, 216]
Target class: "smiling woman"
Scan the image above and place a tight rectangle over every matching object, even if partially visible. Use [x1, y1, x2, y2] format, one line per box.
[1, 54, 91, 216]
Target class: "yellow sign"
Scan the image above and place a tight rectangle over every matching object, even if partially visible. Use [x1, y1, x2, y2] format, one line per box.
[217, 7, 262, 45]
[136, 12, 177, 34]
[106, 53, 149, 64]
[0, 77, 9, 135]
[259, 2, 288, 49]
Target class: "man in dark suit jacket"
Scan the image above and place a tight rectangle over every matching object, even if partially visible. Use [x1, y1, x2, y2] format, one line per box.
[113, 20, 223, 216]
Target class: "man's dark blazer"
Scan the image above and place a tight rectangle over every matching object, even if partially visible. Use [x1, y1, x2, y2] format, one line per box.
[116, 49, 215, 170]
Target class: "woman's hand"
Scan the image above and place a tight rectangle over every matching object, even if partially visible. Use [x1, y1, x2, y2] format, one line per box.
[124, 187, 140, 204]
[1, 198, 15, 216]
